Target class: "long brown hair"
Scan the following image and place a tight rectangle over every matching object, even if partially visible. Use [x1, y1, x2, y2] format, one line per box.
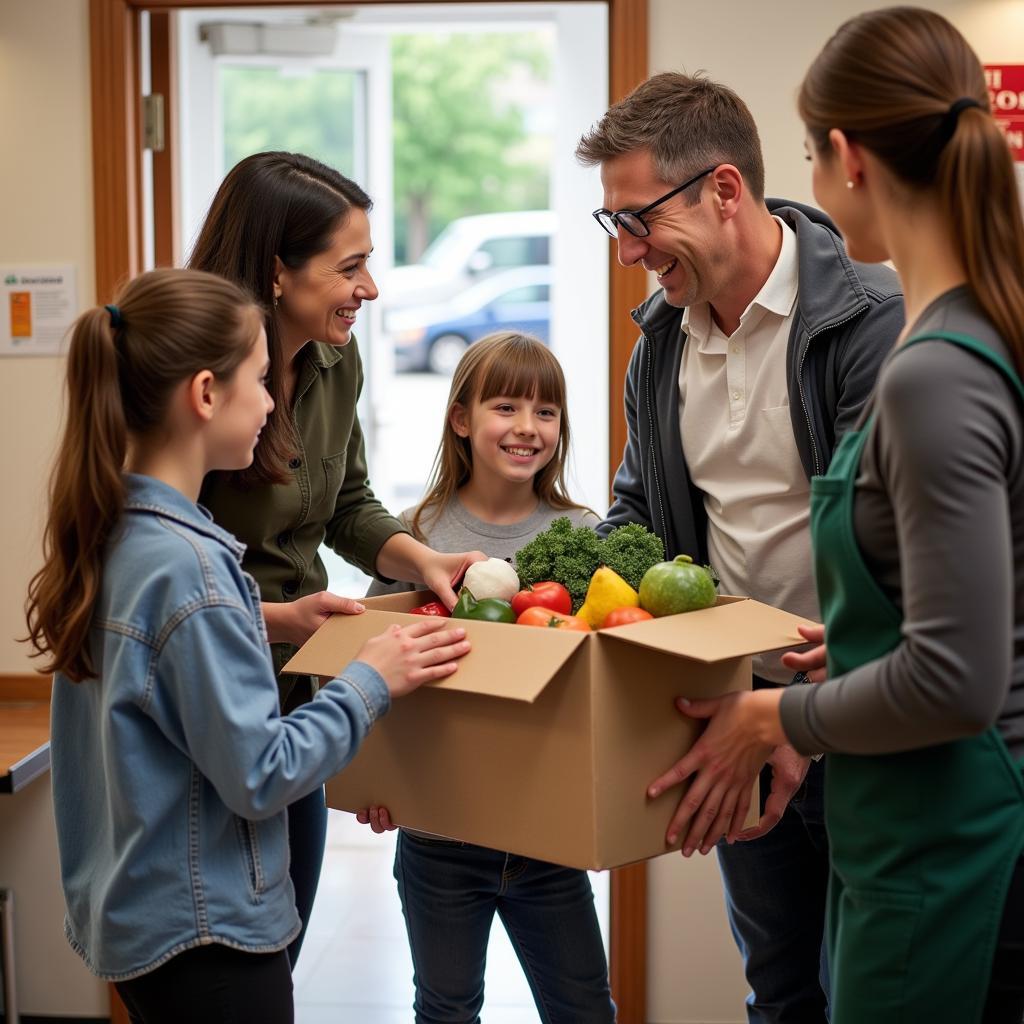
[799, 7, 1024, 374]
[24, 269, 262, 682]
[410, 332, 585, 540]
[188, 151, 372, 485]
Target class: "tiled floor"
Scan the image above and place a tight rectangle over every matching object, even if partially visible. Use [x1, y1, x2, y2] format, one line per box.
[293, 811, 610, 1023]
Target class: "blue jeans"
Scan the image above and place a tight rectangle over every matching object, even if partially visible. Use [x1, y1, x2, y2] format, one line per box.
[285, 784, 327, 968]
[394, 831, 616, 1024]
[716, 752, 830, 1023]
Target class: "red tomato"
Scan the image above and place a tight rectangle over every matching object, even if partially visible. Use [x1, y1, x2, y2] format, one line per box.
[510, 581, 572, 617]
[410, 601, 451, 617]
[602, 607, 654, 629]
[516, 606, 591, 631]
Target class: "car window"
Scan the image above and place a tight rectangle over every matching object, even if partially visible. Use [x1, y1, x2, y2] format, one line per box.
[478, 235, 547, 269]
[496, 284, 550, 304]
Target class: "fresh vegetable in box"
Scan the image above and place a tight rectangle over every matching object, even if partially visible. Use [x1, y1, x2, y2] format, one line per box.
[602, 606, 653, 628]
[516, 607, 591, 631]
[511, 581, 572, 618]
[451, 589, 516, 623]
[410, 600, 451, 617]
[638, 555, 717, 616]
[597, 522, 666, 592]
[462, 557, 521, 602]
[577, 567, 639, 629]
[514, 518, 665, 612]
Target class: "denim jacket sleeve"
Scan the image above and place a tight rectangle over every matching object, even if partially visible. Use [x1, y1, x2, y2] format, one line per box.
[144, 601, 390, 820]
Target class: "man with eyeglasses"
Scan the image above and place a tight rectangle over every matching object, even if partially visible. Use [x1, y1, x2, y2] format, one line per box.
[577, 73, 904, 1023]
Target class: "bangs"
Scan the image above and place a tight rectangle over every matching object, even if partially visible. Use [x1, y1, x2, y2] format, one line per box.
[473, 335, 565, 407]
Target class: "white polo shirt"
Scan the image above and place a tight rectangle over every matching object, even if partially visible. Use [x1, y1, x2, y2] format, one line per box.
[679, 217, 819, 683]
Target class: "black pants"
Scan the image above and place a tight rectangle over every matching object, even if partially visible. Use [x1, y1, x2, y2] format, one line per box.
[983, 853, 1024, 1023]
[115, 944, 293, 1024]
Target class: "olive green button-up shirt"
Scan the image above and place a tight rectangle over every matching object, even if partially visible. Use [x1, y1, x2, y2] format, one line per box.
[200, 338, 407, 705]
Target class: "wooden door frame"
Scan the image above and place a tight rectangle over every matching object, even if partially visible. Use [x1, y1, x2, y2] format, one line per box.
[90, 1, 650, 1020]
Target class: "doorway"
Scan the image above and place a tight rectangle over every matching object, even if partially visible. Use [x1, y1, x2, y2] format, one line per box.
[89, 2, 650, 1019]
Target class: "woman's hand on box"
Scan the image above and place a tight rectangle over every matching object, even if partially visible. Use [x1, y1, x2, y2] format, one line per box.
[647, 689, 786, 857]
[263, 592, 365, 647]
[355, 805, 395, 833]
[356, 619, 470, 698]
[780, 623, 827, 682]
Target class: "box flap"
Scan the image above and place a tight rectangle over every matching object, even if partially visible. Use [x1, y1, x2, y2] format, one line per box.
[602, 597, 813, 663]
[282, 608, 588, 703]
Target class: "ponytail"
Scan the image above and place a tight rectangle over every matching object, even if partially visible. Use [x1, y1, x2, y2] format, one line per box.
[24, 268, 261, 681]
[799, 6, 1024, 376]
[941, 109, 1024, 375]
[24, 309, 128, 681]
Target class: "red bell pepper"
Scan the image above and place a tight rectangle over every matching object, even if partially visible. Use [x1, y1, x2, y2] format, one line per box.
[410, 600, 451, 617]
[510, 581, 572, 618]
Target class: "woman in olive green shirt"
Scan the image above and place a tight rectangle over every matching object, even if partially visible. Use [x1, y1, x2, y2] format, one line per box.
[191, 151, 483, 966]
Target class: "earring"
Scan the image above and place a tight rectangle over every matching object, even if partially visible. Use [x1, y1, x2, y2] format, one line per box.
[273, 295, 279, 309]
[846, 180, 856, 189]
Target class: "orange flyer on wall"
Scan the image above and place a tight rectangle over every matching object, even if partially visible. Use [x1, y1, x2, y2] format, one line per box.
[9, 292, 31, 338]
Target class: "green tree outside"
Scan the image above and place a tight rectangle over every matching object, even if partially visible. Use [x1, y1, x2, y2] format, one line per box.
[391, 32, 552, 264]
[220, 66, 357, 177]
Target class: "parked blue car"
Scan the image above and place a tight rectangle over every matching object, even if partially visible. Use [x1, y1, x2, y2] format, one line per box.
[387, 265, 551, 374]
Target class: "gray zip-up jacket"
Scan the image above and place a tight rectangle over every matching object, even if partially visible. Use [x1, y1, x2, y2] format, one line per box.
[598, 200, 905, 563]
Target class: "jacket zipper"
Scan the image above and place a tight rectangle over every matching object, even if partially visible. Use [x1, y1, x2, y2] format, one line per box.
[642, 332, 669, 542]
[798, 305, 868, 476]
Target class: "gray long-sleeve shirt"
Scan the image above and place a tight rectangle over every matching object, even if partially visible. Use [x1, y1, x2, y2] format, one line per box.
[781, 287, 1024, 759]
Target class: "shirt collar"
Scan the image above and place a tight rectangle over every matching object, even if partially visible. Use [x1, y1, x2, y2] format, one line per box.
[681, 216, 798, 342]
[123, 473, 246, 560]
[306, 340, 344, 369]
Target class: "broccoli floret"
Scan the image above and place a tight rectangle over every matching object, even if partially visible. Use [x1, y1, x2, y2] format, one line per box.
[514, 517, 603, 611]
[598, 523, 666, 592]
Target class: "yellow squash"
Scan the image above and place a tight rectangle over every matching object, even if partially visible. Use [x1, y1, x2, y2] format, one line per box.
[577, 566, 639, 629]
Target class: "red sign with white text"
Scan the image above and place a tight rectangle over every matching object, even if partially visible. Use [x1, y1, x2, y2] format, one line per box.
[985, 65, 1024, 161]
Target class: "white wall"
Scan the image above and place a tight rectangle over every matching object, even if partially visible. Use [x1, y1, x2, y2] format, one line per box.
[0, 0, 94, 676]
[1, 0, 1021, 1020]
[0, 0, 107, 1014]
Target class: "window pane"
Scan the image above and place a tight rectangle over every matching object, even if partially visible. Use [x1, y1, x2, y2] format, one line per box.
[220, 66, 358, 176]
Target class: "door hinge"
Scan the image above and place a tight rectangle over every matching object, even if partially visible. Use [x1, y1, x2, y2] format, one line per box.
[142, 93, 165, 152]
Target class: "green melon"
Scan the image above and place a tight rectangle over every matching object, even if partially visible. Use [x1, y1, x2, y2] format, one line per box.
[638, 555, 717, 616]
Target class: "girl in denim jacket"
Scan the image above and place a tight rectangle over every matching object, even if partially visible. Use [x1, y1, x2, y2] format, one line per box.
[24, 268, 471, 1024]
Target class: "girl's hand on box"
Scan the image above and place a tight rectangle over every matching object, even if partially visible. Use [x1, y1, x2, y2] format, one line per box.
[647, 689, 785, 857]
[356, 619, 470, 698]
[780, 623, 827, 682]
[262, 592, 365, 647]
[355, 805, 395, 833]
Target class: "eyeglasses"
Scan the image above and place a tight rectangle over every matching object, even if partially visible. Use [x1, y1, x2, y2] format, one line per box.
[592, 166, 718, 238]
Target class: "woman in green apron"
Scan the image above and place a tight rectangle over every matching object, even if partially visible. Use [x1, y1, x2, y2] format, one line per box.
[647, 9, 1024, 1022]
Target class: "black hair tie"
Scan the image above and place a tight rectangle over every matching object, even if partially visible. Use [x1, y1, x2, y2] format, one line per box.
[104, 303, 123, 329]
[937, 97, 983, 148]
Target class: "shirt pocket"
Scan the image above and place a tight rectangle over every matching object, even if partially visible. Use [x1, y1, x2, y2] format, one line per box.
[235, 814, 289, 902]
[752, 405, 804, 485]
[310, 450, 347, 523]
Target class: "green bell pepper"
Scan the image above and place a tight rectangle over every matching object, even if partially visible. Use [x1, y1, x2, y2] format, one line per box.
[451, 588, 516, 624]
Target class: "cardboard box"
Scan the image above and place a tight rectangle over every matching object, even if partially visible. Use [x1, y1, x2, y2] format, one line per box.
[283, 592, 811, 871]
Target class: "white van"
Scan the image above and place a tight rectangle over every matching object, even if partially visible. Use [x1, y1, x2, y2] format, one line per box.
[382, 209, 555, 315]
